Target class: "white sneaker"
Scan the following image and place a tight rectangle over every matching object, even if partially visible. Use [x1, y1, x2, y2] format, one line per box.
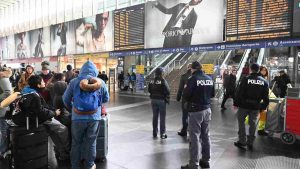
[91, 164, 96, 169]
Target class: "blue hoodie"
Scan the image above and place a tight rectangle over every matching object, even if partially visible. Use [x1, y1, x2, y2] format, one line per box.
[63, 61, 109, 121]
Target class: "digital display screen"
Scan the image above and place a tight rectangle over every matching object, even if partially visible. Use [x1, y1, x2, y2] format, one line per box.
[226, 0, 292, 41]
[114, 4, 145, 51]
[293, 0, 300, 37]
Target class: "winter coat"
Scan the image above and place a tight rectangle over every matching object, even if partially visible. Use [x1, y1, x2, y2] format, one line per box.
[0, 77, 12, 117]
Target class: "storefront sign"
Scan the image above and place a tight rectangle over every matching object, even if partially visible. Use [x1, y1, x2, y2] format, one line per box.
[136, 65, 145, 74]
[202, 64, 214, 75]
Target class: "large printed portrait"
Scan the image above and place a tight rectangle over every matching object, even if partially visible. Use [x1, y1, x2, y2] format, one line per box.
[29, 27, 51, 58]
[15, 33, 29, 59]
[75, 11, 113, 54]
[145, 0, 224, 48]
[51, 21, 77, 56]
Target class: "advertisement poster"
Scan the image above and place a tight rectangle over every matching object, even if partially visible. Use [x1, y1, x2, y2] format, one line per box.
[50, 21, 76, 56]
[29, 27, 51, 58]
[145, 0, 224, 48]
[75, 11, 113, 54]
[136, 74, 145, 91]
[0, 38, 7, 60]
[14, 33, 29, 59]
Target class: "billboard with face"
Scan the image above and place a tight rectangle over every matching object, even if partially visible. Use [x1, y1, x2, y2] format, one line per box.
[75, 11, 113, 54]
[15, 32, 29, 59]
[145, 0, 224, 48]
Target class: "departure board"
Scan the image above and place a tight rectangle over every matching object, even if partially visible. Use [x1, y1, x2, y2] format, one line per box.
[114, 5, 145, 51]
[226, 0, 292, 41]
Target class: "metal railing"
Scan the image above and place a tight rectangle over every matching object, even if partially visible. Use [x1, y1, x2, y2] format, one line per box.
[144, 53, 173, 80]
[174, 52, 194, 70]
[256, 48, 265, 65]
[164, 53, 181, 76]
[236, 49, 251, 83]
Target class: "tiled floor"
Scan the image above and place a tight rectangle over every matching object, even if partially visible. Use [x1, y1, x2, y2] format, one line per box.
[1, 94, 300, 169]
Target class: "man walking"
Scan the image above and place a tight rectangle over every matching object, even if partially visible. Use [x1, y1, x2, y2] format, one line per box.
[181, 61, 215, 169]
[234, 63, 269, 150]
[176, 63, 192, 137]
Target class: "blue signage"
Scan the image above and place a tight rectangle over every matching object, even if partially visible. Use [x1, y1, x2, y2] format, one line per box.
[109, 38, 300, 57]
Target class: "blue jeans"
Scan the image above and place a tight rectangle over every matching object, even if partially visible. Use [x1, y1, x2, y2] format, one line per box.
[71, 120, 100, 169]
[151, 99, 167, 135]
[0, 118, 8, 155]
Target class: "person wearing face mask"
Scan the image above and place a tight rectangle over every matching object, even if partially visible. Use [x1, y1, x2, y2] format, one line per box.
[17, 75, 70, 161]
[18, 65, 35, 91]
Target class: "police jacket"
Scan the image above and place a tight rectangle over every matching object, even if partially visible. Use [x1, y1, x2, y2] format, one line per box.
[235, 73, 269, 110]
[176, 70, 191, 101]
[183, 70, 215, 109]
[148, 77, 170, 100]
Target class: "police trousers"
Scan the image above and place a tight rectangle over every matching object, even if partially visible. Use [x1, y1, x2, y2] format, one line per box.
[237, 108, 259, 145]
[189, 108, 211, 168]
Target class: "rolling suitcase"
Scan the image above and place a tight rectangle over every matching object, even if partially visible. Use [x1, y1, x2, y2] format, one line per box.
[8, 117, 48, 169]
[95, 116, 108, 162]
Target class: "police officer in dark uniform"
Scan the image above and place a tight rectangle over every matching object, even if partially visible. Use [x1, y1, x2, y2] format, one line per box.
[181, 61, 215, 169]
[234, 63, 269, 150]
[148, 68, 170, 139]
[177, 63, 192, 137]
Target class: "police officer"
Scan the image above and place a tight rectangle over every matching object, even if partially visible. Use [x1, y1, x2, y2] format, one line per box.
[177, 63, 192, 137]
[234, 63, 269, 150]
[148, 68, 170, 139]
[181, 61, 215, 169]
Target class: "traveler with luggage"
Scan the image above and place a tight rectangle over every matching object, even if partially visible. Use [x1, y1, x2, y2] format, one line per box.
[181, 61, 215, 169]
[0, 71, 12, 159]
[176, 63, 192, 137]
[148, 68, 170, 139]
[234, 63, 269, 150]
[14, 75, 70, 160]
[63, 60, 109, 169]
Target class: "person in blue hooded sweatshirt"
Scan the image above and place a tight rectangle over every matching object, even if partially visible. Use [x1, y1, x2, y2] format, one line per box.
[63, 61, 109, 169]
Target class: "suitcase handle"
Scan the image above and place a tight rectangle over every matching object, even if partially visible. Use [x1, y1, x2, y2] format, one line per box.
[25, 116, 39, 130]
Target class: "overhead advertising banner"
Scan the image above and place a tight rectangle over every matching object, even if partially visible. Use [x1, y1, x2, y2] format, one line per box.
[29, 27, 51, 58]
[75, 11, 113, 54]
[145, 0, 224, 49]
[15, 33, 29, 59]
[50, 21, 77, 56]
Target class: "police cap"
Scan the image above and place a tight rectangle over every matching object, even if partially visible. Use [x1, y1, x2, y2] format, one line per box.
[191, 61, 202, 70]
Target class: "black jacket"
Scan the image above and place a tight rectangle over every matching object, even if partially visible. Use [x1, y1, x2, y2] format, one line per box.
[177, 70, 191, 101]
[183, 70, 215, 109]
[235, 73, 269, 110]
[148, 77, 170, 101]
[12, 92, 56, 126]
[274, 74, 291, 90]
[225, 74, 236, 95]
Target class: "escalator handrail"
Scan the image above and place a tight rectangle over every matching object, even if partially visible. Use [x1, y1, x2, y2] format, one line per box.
[236, 49, 251, 83]
[178, 52, 194, 70]
[220, 50, 232, 69]
[256, 48, 265, 65]
[164, 53, 182, 76]
[145, 53, 173, 79]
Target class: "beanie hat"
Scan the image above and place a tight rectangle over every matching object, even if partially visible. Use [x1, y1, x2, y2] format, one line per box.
[155, 67, 163, 76]
[191, 61, 202, 70]
[250, 63, 260, 72]
[41, 61, 50, 70]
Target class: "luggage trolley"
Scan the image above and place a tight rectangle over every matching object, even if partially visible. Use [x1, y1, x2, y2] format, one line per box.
[281, 88, 300, 144]
[265, 88, 300, 144]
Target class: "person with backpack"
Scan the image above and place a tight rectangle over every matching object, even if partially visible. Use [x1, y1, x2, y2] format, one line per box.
[0, 70, 12, 159]
[63, 61, 109, 169]
[14, 75, 70, 160]
[148, 68, 170, 139]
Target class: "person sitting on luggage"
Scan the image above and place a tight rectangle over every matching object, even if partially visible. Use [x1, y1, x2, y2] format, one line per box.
[63, 61, 109, 169]
[18, 75, 70, 160]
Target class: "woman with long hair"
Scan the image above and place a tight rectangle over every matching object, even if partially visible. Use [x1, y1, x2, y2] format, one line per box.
[258, 65, 269, 136]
